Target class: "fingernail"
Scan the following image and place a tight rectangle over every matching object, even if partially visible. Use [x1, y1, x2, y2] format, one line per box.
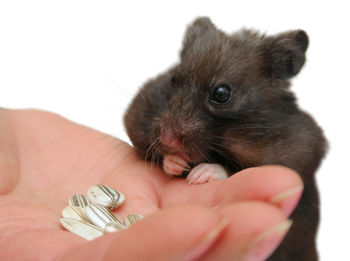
[269, 184, 303, 215]
[240, 219, 292, 261]
[183, 217, 229, 261]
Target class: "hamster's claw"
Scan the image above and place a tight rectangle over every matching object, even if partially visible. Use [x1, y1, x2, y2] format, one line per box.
[163, 154, 189, 176]
[187, 163, 228, 184]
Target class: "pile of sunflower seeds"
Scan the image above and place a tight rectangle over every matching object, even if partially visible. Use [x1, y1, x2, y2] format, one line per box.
[60, 184, 144, 240]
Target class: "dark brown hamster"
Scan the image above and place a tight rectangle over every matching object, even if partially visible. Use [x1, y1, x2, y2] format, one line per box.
[124, 17, 327, 261]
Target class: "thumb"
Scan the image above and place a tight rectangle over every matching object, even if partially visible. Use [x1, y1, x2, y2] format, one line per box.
[59, 205, 228, 261]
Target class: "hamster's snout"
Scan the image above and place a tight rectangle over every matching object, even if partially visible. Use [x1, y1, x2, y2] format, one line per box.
[155, 96, 211, 163]
[159, 126, 184, 153]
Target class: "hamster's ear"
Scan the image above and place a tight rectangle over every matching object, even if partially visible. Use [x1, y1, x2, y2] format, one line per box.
[262, 30, 309, 79]
[181, 17, 216, 55]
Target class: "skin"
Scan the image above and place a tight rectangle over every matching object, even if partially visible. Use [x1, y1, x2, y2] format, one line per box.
[0, 109, 303, 261]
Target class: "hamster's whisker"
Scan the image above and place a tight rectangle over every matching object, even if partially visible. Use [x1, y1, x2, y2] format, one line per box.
[151, 138, 161, 167]
[144, 137, 160, 167]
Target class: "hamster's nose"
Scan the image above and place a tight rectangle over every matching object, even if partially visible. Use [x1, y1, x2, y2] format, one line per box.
[160, 126, 183, 152]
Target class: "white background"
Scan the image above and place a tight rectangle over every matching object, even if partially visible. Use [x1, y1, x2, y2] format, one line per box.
[0, 1, 348, 260]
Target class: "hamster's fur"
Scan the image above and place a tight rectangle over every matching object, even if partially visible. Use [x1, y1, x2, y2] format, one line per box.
[124, 17, 327, 261]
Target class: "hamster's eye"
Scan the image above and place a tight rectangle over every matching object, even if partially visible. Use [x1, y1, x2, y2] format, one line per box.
[211, 85, 231, 104]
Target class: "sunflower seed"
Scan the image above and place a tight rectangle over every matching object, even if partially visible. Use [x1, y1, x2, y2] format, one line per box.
[86, 185, 125, 210]
[85, 203, 126, 230]
[104, 222, 125, 233]
[68, 194, 89, 208]
[123, 214, 144, 227]
[60, 218, 104, 241]
[62, 206, 87, 222]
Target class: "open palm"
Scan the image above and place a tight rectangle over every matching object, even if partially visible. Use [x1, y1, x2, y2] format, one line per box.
[0, 109, 302, 261]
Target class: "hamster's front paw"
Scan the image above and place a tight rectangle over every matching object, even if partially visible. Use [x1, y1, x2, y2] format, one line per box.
[187, 163, 228, 184]
[163, 154, 189, 176]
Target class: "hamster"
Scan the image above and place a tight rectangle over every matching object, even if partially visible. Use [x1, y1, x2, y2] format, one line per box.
[124, 17, 327, 261]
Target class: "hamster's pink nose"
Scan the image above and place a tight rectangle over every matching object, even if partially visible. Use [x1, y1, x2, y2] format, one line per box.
[160, 127, 183, 152]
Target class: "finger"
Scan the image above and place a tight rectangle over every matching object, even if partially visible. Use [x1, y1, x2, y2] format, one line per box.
[59, 202, 290, 261]
[162, 165, 303, 217]
[0, 109, 20, 194]
[212, 166, 303, 217]
[58, 205, 228, 261]
[202, 202, 291, 261]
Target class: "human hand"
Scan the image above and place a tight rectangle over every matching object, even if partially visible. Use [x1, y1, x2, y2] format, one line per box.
[0, 109, 303, 261]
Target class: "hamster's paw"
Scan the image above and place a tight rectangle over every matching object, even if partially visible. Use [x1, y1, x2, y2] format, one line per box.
[163, 154, 189, 176]
[187, 163, 228, 184]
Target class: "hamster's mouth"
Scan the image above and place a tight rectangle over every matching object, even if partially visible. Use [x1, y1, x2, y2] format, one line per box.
[158, 125, 209, 164]
[161, 146, 207, 166]
[158, 131, 215, 168]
